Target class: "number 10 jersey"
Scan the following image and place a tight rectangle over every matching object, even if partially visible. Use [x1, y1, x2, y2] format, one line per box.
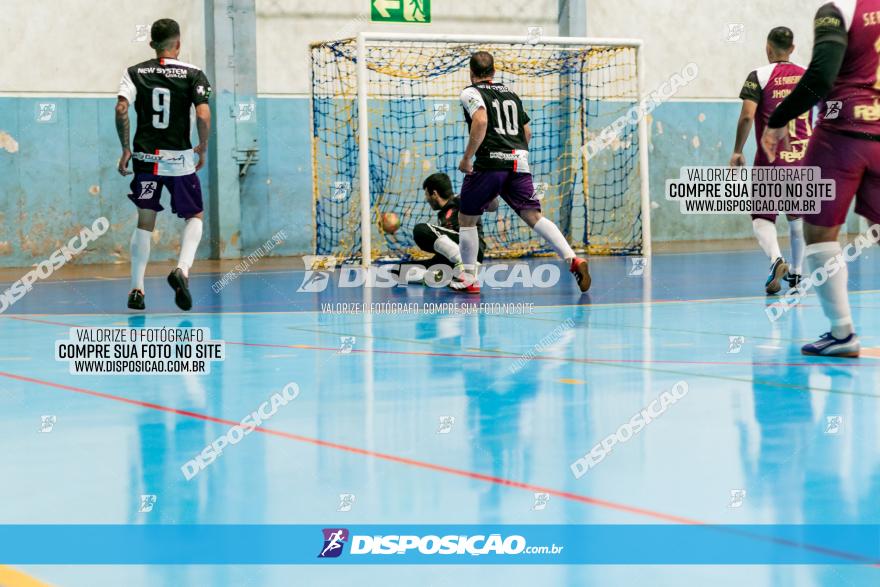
[460, 82, 531, 172]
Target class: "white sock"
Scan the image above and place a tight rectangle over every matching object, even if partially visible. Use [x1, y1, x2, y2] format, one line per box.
[177, 217, 203, 277]
[130, 229, 151, 292]
[533, 217, 575, 261]
[788, 218, 805, 275]
[752, 218, 782, 262]
[458, 226, 479, 273]
[434, 234, 462, 265]
[805, 241, 853, 339]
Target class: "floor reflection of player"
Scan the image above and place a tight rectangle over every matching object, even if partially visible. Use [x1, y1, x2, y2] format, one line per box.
[747, 346, 813, 521]
[128, 317, 269, 586]
[129, 326, 209, 583]
[127, 318, 203, 526]
[738, 306, 873, 576]
[411, 307, 588, 522]
[806, 361, 876, 587]
[414, 312, 522, 518]
[462, 310, 584, 521]
[733, 311, 813, 586]
[741, 308, 813, 524]
[738, 300, 880, 584]
[460, 313, 532, 520]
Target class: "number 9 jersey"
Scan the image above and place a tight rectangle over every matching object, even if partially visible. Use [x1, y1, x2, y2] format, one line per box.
[118, 58, 212, 176]
[460, 82, 531, 172]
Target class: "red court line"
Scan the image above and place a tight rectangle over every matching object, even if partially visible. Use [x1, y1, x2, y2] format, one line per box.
[2, 369, 878, 565]
[226, 340, 875, 370]
[0, 369, 693, 524]
[5, 314, 874, 369]
[5, 315, 77, 328]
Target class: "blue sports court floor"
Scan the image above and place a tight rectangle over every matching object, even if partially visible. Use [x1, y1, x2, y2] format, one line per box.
[1, 249, 880, 586]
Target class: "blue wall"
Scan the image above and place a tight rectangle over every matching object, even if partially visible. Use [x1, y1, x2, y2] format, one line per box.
[0, 97, 316, 268]
[239, 98, 313, 255]
[647, 100, 757, 241]
[0, 96, 754, 268]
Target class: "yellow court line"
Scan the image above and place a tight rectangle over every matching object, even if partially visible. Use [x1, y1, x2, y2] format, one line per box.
[0, 565, 54, 587]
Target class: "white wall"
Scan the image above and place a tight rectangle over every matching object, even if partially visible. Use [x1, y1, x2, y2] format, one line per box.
[587, 0, 820, 99]
[255, 0, 557, 95]
[255, 0, 826, 97]
[3, 0, 826, 98]
[0, 0, 205, 93]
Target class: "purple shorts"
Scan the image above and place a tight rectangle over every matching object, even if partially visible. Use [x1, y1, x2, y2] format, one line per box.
[802, 125, 880, 227]
[128, 173, 204, 219]
[459, 170, 541, 216]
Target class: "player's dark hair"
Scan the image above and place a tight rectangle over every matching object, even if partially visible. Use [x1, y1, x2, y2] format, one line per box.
[150, 19, 181, 51]
[767, 27, 794, 51]
[422, 173, 454, 199]
[469, 51, 495, 79]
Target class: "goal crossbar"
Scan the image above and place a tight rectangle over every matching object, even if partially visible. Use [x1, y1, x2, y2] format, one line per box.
[311, 32, 643, 48]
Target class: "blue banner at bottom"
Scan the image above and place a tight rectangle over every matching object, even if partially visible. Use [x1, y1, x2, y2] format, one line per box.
[0, 525, 878, 564]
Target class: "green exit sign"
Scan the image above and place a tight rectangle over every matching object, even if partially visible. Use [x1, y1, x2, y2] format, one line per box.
[371, 0, 431, 23]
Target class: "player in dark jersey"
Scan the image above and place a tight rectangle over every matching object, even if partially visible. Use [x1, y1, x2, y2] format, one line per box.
[761, 0, 880, 357]
[451, 51, 590, 294]
[731, 27, 811, 294]
[409, 172, 487, 283]
[116, 19, 211, 312]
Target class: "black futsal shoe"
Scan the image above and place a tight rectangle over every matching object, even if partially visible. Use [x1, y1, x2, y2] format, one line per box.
[167, 269, 193, 311]
[127, 289, 145, 310]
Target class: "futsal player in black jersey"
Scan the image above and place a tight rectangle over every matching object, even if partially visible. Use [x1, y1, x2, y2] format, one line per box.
[452, 51, 590, 294]
[115, 19, 211, 311]
[412, 172, 486, 270]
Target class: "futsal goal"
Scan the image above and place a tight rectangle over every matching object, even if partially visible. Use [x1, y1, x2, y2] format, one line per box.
[310, 32, 650, 265]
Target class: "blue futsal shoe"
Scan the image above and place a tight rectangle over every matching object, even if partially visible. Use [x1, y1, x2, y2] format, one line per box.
[765, 257, 789, 295]
[801, 332, 860, 358]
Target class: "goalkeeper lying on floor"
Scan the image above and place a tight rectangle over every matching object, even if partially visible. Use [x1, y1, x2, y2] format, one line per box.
[406, 172, 491, 283]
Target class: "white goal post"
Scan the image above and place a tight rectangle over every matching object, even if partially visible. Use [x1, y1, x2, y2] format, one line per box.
[313, 32, 651, 265]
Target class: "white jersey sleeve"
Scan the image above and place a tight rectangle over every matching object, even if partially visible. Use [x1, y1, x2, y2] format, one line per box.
[460, 87, 486, 117]
[118, 69, 136, 102]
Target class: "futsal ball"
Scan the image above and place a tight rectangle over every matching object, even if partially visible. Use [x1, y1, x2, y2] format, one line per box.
[380, 212, 401, 234]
